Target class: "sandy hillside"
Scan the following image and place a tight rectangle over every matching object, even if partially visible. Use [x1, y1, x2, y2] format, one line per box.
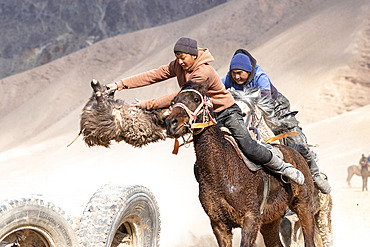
[0, 0, 370, 246]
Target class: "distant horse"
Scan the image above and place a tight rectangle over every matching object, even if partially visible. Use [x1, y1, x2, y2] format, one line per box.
[346, 165, 361, 187]
[166, 81, 316, 247]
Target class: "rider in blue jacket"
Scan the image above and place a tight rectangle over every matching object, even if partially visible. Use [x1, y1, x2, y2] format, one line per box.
[222, 51, 278, 100]
[222, 49, 332, 194]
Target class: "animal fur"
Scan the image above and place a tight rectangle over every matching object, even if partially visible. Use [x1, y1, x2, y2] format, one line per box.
[80, 80, 169, 148]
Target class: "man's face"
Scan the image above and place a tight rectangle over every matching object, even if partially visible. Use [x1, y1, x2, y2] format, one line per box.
[231, 69, 250, 85]
[175, 52, 196, 70]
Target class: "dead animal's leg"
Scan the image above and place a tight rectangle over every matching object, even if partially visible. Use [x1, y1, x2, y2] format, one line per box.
[211, 221, 232, 247]
[91, 79, 101, 93]
[315, 205, 333, 246]
[91, 79, 104, 104]
[260, 219, 283, 247]
[240, 214, 260, 247]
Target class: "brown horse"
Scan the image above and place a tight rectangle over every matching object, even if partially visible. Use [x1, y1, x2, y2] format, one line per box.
[165, 81, 316, 247]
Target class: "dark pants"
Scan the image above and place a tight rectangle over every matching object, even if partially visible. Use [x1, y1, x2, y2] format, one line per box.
[216, 103, 272, 164]
[272, 93, 319, 175]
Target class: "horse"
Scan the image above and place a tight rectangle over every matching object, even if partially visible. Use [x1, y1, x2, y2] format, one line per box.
[346, 165, 361, 187]
[165, 80, 316, 247]
[230, 86, 333, 246]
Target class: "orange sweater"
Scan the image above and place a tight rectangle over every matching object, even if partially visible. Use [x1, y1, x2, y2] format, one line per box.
[116, 48, 235, 112]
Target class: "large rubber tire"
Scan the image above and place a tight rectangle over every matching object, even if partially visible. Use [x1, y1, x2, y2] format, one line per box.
[77, 184, 160, 247]
[0, 197, 78, 247]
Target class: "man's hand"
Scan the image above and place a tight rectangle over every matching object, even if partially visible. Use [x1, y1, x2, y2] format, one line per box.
[132, 98, 148, 109]
[106, 82, 118, 94]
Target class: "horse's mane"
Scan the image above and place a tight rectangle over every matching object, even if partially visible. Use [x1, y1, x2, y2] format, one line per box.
[229, 87, 275, 124]
[228, 87, 299, 133]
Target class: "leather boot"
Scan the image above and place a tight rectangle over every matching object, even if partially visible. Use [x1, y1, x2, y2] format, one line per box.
[264, 153, 305, 185]
[307, 153, 332, 194]
[288, 143, 332, 194]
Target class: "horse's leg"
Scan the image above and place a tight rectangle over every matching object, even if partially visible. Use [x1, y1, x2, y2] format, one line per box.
[347, 167, 354, 187]
[294, 207, 316, 247]
[365, 176, 368, 191]
[260, 219, 283, 247]
[240, 214, 261, 247]
[279, 217, 293, 247]
[362, 174, 366, 191]
[211, 221, 232, 247]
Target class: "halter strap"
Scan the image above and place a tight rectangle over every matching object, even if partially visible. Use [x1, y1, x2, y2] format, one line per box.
[170, 88, 217, 155]
[171, 89, 217, 130]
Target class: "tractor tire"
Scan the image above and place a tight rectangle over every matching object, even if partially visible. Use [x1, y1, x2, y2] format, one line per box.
[0, 196, 78, 247]
[77, 184, 160, 247]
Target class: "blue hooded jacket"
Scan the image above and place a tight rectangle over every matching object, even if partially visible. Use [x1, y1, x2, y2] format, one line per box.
[221, 49, 278, 99]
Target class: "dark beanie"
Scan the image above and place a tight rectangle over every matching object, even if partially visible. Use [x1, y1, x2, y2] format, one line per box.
[174, 37, 198, 56]
[230, 53, 253, 72]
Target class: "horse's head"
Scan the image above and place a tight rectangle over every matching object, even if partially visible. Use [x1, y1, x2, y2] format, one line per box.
[166, 80, 216, 138]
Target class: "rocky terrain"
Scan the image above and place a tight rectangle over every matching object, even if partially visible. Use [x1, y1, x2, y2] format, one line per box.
[0, 0, 226, 79]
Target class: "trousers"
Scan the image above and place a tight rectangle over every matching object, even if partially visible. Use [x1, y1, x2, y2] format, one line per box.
[215, 103, 272, 164]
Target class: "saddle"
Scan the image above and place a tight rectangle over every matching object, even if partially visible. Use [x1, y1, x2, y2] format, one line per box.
[224, 134, 284, 172]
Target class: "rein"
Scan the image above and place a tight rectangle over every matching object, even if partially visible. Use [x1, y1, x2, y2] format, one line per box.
[171, 89, 217, 154]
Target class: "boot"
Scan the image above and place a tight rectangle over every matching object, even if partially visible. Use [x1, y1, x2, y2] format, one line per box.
[264, 153, 305, 185]
[287, 143, 332, 194]
[307, 153, 332, 194]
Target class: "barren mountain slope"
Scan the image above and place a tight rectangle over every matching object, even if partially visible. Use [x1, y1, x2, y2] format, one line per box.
[0, 0, 226, 79]
[1, 0, 369, 150]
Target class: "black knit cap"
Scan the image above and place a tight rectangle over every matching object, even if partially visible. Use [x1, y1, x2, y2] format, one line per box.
[174, 37, 198, 56]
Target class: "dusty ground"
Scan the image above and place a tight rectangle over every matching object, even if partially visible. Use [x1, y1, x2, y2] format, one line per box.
[0, 0, 369, 246]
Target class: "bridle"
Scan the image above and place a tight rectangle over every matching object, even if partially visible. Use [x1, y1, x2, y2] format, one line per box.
[170, 89, 217, 134]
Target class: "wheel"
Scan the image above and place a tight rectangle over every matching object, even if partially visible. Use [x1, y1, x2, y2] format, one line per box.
[0, 196, 78, 247]
[77, 184, 160, 247]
